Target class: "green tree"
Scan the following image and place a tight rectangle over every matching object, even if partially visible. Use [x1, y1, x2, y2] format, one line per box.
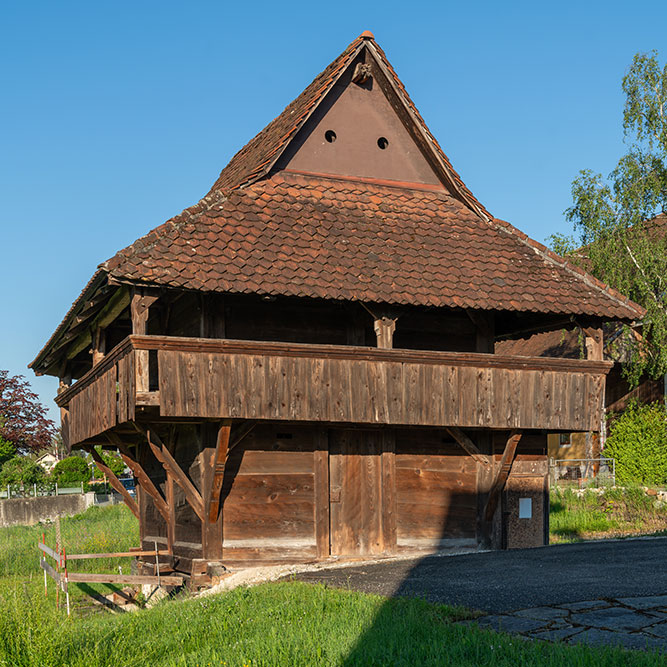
[89, 449, 125, 479]
[0, 456, 46, 486]
[0, 436, 14, 467]
[551, 51, 667, 386]
[52, 455, 90, 485]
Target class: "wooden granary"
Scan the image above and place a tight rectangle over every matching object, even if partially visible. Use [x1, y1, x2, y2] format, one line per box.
[31, 32, 643, 577]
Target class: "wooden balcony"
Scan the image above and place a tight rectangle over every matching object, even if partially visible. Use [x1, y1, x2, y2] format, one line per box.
[56, 335, 612, 447]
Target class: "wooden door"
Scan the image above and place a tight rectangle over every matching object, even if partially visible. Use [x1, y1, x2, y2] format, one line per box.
[329, 430, 384, 556]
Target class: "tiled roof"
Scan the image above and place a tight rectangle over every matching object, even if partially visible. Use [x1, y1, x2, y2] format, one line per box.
[103, 171, 644, 319]
[31, 33, 646, 374]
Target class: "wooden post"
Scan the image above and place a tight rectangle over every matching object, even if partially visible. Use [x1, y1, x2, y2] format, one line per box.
[374, 316, 396, 349]
[380, 430, 397, 554]
[131, 290, 159, 392]
[584, 327, 603, 361]
[207, 421, 232, 523]
[92, 327, 106, 366]
[314, 430, 330, 559]
[137, 424, 205, 522]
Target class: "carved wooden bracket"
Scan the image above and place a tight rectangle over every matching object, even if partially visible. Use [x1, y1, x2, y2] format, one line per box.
[352, 62, 372, 84]
[134, 423, 205, 522]
[373, 316, 397, 349]
[207, 420, 257, 523]
[483, 430, 521, 522]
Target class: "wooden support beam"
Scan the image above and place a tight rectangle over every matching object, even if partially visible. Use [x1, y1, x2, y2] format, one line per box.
[208, 421, 231, 522]
[584, 327, 603, 361]
[136, 424, 205, 522]
[207, 420, 256, 523]
[484, 431, 521, 522]
[87, 446, 139, 519]
[131, 291, 159, 335]
[445, 427, 491, 467]
[132, 290, 159, 393]
[106, 434, 170, 524]
[67, 572, 183, 586]
[92, 327, 106, 366]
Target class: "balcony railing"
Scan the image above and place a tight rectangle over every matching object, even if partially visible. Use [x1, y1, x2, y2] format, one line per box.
[56, 335, 612, 447]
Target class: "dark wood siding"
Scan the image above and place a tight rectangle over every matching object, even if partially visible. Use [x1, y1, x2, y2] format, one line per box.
[221, 425, 317, 562]
[395, 429, 477, 550]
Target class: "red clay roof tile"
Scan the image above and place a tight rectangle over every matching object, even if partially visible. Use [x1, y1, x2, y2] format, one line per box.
[102, 171, 642, 319]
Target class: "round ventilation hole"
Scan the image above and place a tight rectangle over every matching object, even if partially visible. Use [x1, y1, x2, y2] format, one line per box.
[377, 136, 389, 149]
[325, 130, 337, 143]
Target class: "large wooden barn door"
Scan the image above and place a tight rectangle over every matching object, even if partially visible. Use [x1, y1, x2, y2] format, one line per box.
[329, 430, 384, 556]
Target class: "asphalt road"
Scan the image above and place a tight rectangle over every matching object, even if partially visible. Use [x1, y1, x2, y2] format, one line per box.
[293, 538, 667, 613]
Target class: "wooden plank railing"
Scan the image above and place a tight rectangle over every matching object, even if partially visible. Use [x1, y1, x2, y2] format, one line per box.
[56, 335, 612, 445]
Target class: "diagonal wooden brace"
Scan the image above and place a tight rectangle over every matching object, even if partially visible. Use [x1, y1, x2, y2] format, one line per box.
[445, 427, 491, 467]
[87, 446, 139, 519]
[134, 423, 205, 522]
[207, 420, 257, 523]
[484, 430, 521, 522]
[105, 433, 170, 524]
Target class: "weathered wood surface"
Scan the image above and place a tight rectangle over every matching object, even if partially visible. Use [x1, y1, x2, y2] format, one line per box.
[67, 572, 183, 586]
[57, 335, 611, 446]
[220, 426, 317, 560]
[157, 343, 607, 431]
[484, 431, 522, 522]
[88, 446, 140, 519]
[395, 431, 477, 548]
[40, 558, 60, 583]
[38, 542, 60, 561]
[329, 430, 383, 556]
[66, 550, 170, 560]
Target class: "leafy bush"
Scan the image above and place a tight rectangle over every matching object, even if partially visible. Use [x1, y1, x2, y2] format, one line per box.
[0, 456, 46, 486]
[52, 455, 90, 485]
[0, 436, 14, 466]
[605, 401, 667, 486]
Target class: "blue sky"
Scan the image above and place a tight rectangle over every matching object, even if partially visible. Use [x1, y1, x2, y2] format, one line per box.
[2, 0, 667, 421]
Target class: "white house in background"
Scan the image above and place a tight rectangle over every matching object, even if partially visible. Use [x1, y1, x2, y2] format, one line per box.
[35, 451, 58, 473]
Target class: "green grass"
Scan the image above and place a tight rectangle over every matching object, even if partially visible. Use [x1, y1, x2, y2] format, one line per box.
[550, 487, 667, 543]
[0, 580, 663, 666]
[0, 503, 139, 576]
[0, 503, 663, 665]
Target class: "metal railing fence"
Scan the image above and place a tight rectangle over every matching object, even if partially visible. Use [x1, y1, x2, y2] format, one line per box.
[549, 457, 616, 487]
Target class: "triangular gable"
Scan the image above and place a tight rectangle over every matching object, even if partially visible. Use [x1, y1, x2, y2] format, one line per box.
[208, 32, 490, 220]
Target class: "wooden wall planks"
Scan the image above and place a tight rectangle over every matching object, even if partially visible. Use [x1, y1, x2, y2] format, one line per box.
[157, 348, 605, 432]
[395, 430, 477, 549]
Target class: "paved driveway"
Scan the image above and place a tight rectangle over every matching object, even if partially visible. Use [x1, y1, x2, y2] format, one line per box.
[294, 537, 667, 614]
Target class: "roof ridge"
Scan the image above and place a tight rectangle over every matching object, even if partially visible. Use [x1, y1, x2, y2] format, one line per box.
[490, 217, 646, 320]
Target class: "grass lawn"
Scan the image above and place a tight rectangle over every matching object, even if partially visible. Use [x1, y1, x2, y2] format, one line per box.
[0, 504, 663, 665]
[550, 486, 667, 543]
